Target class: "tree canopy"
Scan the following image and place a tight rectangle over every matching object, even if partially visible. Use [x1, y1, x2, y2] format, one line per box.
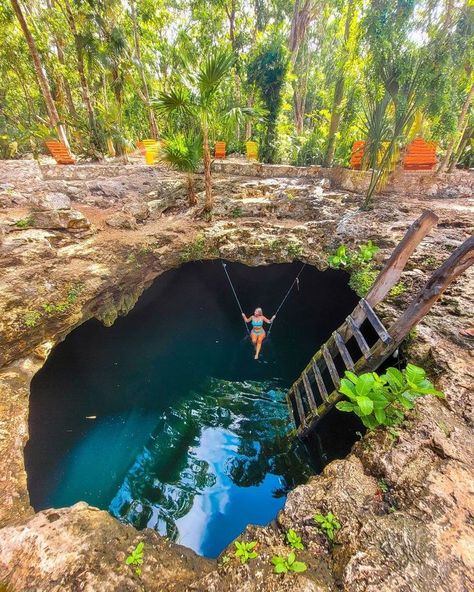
[1, 0, 472, 170]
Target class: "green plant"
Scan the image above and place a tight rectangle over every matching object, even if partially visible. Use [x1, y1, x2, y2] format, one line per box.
[220, 554, 230, 565]
[234, 540, 258, 564]
[286, 528, 304, 550]
[328, 245, 351, 268]
[336, 364, 445, 430]
[313, 512, 341, 541]
[15, 216, 32, 228]
[231, 206, 243, 218]
[159, 133, 202, 206]
[287, 241, 303, 259]
[328, 241, 379, 269]
[66, 287, 80, 304]
[125, 542, 144, 576]
[349, 266, 378, 297]
[389, 281, 407, 297]
[377, 478, 389, 493]
[24, 310, 41, 328]
[181, 233, 207, 262]
[271, 552, 307, 574]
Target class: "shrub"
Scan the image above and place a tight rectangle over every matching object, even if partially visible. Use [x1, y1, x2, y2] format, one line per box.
[335, 364, 445, 430]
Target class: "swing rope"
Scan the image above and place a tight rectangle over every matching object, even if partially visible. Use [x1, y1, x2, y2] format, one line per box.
[267, 262, 306, 336]
[222, 262, 250, 334]
[222, 261, 307, 337]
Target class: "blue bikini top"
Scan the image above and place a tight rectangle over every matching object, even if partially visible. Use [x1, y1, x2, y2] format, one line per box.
[252, 319, 263, 327]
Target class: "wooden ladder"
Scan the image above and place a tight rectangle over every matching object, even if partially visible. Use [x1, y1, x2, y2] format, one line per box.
[287, 211, 474, 438]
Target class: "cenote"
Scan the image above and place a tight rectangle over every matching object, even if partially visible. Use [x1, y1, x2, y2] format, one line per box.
[26, 260, 361, 559]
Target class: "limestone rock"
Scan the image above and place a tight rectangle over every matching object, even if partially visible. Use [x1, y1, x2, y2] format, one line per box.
[32, 192, 71, 211]
[123, 201, 150, 222]
[106, 211, 138, 230]
[0, 503, 213, 592]
[31, 208, 90, 231]
[147, 198, 174, 219]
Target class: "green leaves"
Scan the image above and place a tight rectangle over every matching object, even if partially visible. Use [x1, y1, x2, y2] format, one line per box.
[314, 512, 341, 542]
[125, 542, 144, 576]
[271, 552, 307, 574]
[286, 528, 304, 550]
[336, 365, 445, 430]
[234, 540, 258, 564]
[328, 241, 379, 270]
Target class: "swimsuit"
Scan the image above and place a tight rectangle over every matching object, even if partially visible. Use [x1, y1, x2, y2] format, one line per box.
[251, 319, 264, 336]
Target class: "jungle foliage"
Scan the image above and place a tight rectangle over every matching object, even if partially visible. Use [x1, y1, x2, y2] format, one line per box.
[0, 0, 472, 177]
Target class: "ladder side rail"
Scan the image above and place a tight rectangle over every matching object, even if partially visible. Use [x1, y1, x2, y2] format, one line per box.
[365, 210, 439, 309]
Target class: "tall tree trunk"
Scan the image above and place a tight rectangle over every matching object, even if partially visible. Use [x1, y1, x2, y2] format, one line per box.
[130, 0, 158, 138]
[324, 1, 354, 167]
[203, 126, 213, 211]
[293, 47, 309, 135]
[48, 0, 76, 118]
[63, 0, 100, 150]
[10, 0, 70, 150]
[245, 94, 255, 140]
[438, 83, 474, 173]
[289, 0, 315, 64]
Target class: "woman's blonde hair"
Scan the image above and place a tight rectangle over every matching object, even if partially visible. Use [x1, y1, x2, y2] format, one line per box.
[254, 307, 263, 315]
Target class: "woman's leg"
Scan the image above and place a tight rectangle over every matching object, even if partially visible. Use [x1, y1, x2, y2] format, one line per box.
[250, 332, 258, 353]
[255, 333, 265, 359]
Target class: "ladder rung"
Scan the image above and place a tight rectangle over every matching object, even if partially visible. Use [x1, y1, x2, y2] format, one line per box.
[293, 384, 306, 426]
[322, 344, 340, 389]
[360, 299, 393, 345]
[333, 331, 355, 370]
[346, 315, 372, 359]
[302, 372, 318, 413]
[312, 362, 328, 402]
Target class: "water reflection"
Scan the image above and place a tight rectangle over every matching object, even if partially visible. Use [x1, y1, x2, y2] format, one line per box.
[109, 379, 313, 558]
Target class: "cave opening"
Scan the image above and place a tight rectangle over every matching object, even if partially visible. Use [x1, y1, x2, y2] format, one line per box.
[26, 260, 362, 558]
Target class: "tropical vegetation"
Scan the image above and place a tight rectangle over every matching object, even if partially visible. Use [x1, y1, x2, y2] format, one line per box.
[1, 0, 472, 204]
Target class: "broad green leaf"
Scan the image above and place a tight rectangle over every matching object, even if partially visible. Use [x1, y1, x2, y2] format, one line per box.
[344, 371, 359, 384]
[355, 374, 375, 397]
[274, 563, 288, 573]
[247, 541, 257, 549]
[356, 396, 374, 415]
[398, 395, 414, 409]
[336, 401, 355, 412]
[385, 367, 404, 390]
[374, 406, 386, 424]
[288, 552, 295, 565]
[339, 378, 356, 398]
[292, 561, 308, 573]
[405, 364, 425, 385]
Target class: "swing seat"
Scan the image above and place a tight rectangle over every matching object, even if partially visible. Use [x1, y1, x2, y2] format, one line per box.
[403, 138, 437, 171]
[350, 141, 365, 169]
[45, 140, 75, 165]
[246, 141, 258, 161]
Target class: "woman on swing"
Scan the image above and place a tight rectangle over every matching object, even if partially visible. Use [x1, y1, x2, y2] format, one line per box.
[242, 308, 275, 360]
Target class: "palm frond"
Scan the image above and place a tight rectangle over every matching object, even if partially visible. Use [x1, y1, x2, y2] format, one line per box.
[197, 51, 235, 100]
[152, 87, 194, 116]
[158, 133, 202, 173]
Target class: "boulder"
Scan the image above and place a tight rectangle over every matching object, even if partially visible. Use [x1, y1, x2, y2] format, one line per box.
[31, 208, 90, 231]
[32, 192, 71, 211]
[147, 198, 174, 219]
[123, 202, 150, 222]
[105, 211, 138, 230]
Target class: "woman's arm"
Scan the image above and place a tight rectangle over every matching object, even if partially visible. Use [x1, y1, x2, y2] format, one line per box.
[263, 315, 276, 324]
[242, 313, 252, 323]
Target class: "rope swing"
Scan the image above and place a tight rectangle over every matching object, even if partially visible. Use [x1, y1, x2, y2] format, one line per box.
[221, 261, 307, 336]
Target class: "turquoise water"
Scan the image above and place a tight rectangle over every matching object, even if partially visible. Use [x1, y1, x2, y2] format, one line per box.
[26, 261, 360, 558]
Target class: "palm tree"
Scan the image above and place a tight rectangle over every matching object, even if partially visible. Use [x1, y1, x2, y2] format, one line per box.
[153, 51, 236, 211]
[159, 134, 202, 206]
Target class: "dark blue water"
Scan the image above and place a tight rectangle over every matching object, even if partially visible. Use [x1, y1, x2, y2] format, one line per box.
[26, 261, 360, 558]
